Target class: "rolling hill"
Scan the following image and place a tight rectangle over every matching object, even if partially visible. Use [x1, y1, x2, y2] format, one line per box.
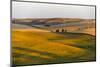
[12, 18, 96, 36]
[12, 30, 96, 66]
[12, 18, 96, 66]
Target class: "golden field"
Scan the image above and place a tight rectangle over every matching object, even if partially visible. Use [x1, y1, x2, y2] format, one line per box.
[12, 29, 96, 66]
[12, 18, 96, 66]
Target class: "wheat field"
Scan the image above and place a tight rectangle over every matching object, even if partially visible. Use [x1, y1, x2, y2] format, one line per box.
[12, 30, 96, 66]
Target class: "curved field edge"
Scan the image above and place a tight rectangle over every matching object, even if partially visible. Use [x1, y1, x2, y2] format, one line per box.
[12, 31, 96, 66]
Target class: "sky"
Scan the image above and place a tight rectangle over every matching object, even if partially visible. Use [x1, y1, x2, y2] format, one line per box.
[12, 1, 95, 19]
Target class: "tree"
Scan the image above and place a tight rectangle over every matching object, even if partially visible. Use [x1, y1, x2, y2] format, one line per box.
[62, 29, 64, 32]
[56, 29, 59, 32]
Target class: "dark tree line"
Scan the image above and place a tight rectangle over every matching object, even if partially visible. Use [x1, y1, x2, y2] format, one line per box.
[55, 29, 67, 32]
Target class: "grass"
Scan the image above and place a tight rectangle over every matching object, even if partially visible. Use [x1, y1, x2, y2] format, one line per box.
[12, 31, 96, 66]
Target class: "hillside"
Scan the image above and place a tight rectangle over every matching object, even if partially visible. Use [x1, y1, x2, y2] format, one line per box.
[12, 31, 96, 66]
[12, 18, 82, 23]
[12, 23, 50, 32]
[12, 18, 96, 36]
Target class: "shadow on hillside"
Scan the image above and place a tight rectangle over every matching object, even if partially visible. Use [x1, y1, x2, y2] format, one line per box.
[13, 47, 96, 66]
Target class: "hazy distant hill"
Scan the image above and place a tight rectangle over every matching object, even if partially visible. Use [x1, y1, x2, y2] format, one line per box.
[12, 18, 82, 23]
[12, 18, 95, 36]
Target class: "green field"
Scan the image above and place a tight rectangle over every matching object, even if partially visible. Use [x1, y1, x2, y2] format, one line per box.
[12, 31, 96, 66]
